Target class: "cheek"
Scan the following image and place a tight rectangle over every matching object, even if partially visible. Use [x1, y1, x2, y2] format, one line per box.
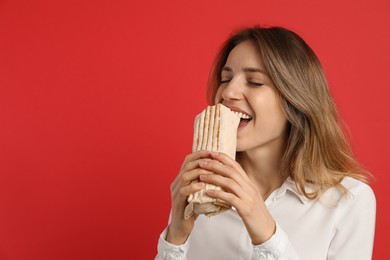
[268, 108, 288, 136]
[252, 97, 288, 132]
[274, 114, 289, 133]
[214, 88, 222, 104]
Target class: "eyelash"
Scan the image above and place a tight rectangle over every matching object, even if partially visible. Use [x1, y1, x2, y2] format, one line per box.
[248, 82, 263, 86]
[220, 79, 263, 87]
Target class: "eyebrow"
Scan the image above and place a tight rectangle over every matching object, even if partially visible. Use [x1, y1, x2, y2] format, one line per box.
[222, 66, 267, 75]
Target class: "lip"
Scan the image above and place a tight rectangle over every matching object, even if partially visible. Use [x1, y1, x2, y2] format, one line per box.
[224, 105, 252, 117]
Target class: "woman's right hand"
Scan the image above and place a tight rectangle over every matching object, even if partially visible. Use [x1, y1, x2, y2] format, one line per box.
[166, 150, 214, 245]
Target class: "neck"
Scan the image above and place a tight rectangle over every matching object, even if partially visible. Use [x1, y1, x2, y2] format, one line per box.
[237, 137, 287, 200]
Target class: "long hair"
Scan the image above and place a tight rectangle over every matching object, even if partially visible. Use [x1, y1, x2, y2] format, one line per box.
[207, 26, 370, 199]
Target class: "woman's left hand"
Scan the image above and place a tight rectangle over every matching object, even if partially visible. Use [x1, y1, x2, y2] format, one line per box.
[198, 152, 276, 245]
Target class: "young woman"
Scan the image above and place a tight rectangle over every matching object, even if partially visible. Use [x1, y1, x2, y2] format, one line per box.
[156, 26, 376, 260]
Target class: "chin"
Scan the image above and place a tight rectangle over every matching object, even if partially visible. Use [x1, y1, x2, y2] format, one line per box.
[235, 139, 268, 153]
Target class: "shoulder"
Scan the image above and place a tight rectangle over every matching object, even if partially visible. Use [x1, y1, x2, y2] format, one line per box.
[341, 177, 375, 200]
[321, 177, 376, 208]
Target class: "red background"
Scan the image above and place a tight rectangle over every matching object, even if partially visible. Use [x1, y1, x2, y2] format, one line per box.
[0, 0, 389, 259]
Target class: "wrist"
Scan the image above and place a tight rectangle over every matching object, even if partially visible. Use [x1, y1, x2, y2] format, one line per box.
[244, 209, 276, 245]
[251, 219, 276, 245]
[166, 225, 190, 245]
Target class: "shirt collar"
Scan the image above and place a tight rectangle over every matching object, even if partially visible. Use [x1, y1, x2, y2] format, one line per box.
[276, 177, 312, 204]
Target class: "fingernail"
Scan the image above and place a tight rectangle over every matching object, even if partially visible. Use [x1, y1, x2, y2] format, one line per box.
[200, 175, 207, 180]
[206, 189, 214, 195]
[196, 182, 204, 188]
[211, 152, 219, 156]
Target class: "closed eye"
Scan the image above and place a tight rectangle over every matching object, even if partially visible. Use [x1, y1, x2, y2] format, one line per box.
[220, 79, 263, 86]
[248, 81, 263, 86]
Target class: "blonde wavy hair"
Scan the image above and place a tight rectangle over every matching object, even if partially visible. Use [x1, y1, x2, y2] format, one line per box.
[207, 26, 370, 199]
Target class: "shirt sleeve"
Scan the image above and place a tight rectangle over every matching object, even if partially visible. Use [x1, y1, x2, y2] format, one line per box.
[155, 226, 190, 260]
[252, 222, 300, 260]
[327, 183, 376, 260]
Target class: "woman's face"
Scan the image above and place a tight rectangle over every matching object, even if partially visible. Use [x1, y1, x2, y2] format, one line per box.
[215, 40, 289, 153]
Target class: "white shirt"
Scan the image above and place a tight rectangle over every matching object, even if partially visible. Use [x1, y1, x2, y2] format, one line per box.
[156, 177, 376, 260]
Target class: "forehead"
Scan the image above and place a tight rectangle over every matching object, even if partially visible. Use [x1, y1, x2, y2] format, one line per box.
[223, 40, 264, 70]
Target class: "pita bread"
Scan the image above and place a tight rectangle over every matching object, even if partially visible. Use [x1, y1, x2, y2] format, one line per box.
[185, 104, 240, 219]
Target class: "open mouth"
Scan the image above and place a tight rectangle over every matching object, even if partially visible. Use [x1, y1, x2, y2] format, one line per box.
[231, 111, 253, 128]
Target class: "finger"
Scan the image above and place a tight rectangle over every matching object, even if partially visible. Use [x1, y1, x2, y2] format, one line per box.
[181, 158, 213, 175]
[179, 181, 205, 198]
[171, 159, 213, 192]
[210, 152, 248, 178]
[206, 188, 240, 208]
[198, 159, 247, 185]
[181, 150, 213, 168]
[198, 159, 256, 195]
[181, 168, 214, 186]
[178, 151, 213, 175]
[199, 174, 248, 199]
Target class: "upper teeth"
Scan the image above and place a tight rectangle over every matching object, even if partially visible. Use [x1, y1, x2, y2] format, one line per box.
[232, 111, 252, 119]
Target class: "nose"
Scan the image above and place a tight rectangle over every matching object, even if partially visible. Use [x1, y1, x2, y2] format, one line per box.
[220, 77, 244, 102]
